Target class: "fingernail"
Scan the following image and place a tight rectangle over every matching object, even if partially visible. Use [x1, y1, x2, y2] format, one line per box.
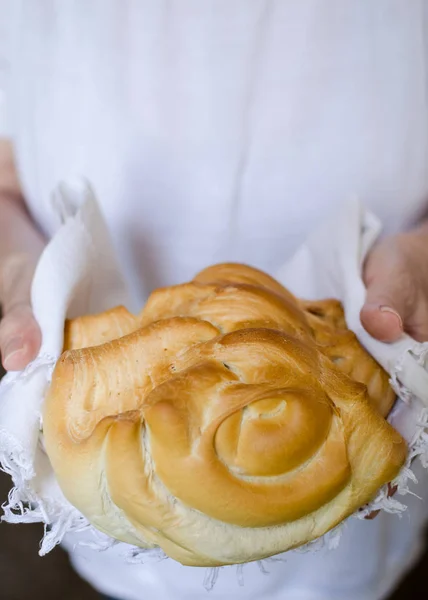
[379, 306, 404, 330]
[2, 337, 25, 369]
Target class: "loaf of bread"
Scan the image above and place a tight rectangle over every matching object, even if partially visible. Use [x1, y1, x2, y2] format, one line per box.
[43, 263, 406, 567]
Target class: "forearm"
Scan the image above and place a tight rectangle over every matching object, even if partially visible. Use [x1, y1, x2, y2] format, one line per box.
[0, 140, 45, 309]
[0, 194, 45, 262]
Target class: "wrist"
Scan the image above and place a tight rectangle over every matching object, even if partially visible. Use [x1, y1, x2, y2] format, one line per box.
[0, 252, 38, 308]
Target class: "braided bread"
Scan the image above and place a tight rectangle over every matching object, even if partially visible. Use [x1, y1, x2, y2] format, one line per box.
[43, 263, 406, 567]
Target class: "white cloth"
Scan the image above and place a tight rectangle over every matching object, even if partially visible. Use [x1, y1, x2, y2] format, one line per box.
[1, 2, 428, 599]
[0, 180, 428, 600]
[0, 180, 131, 550]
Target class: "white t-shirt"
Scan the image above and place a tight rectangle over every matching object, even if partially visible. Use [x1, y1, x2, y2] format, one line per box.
[1, 1, 428, 599]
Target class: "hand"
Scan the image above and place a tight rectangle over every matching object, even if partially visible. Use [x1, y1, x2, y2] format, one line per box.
[0, 253, 41, 371]
[360, 228, 428, 520]
[361, 227, 428, 343]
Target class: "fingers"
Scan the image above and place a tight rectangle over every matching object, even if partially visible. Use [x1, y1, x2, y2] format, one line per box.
[360, 239, 413, 343]
[402, 302, 428, 342]
[0, 254, 41, 371]
[364, 483, 397, 520]
[360, 297, 404, 344]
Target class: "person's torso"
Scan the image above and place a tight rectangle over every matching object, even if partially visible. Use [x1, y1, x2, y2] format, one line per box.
[6, 0, 428, 308]
[4, 1, 428, 598]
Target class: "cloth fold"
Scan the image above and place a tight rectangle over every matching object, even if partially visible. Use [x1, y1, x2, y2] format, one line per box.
[0, 180, 427, 560]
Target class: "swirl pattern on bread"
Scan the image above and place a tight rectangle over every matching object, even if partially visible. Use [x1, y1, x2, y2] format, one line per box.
[43, 264, 406, 566]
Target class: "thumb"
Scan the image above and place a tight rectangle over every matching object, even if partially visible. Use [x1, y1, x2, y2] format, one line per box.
[360, 251, 409, 343]
[0, 255, 41, 371]
[360, 294, 404, 343]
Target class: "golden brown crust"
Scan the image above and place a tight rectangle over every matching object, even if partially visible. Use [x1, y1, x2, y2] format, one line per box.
[43, 263, 405, 567]
[63, 305, 139, 351]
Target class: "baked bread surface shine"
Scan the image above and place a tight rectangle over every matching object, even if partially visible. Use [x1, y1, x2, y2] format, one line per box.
[43, 263, 406, 567]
